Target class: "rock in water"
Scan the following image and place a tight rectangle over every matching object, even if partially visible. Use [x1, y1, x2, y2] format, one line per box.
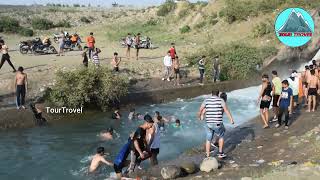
[200, 157, 219, 172]
[180, 162, 197, 174]
[161, 165, 181, 179]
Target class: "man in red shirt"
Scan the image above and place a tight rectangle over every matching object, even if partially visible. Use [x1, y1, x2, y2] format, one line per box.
[86, 32, 95, 60]
[169, 43, 177, 61]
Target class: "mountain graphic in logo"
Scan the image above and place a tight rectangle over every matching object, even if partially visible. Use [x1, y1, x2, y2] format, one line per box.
[275, 8, 314, 47]
[277, 9, 312, 33]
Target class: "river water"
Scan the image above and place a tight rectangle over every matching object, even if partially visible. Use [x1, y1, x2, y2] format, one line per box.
[0, 86, 260, 180]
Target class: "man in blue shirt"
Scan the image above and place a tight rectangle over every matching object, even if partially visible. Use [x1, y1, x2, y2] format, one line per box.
[276, 80, 293, 129]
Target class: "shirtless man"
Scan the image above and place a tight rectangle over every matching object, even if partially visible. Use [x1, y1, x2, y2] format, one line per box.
[111, 52, 121, 72]
[99, 128, 114, 141]
[0, 40, 16, 72]
[89, 147, 113, 173]
[15, 67, 28, 110]
[307, 69, 320, 112]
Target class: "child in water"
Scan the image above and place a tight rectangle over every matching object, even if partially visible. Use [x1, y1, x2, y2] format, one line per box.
[112, 109, 121, 120]
[89, 147, 113, 173]
[172, 119, 182, 129]
[99, 128, 114, 141]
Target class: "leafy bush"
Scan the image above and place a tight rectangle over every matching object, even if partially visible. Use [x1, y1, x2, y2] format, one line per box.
[180, 25, 191, 34]
[73, 4, 80, 7]
[252, 20, 273, 38]
[80, 16, 91, 23]
[55, 19, 71, 28]
[18, 27, 34, 37]
[0, 16, 20, 33]
[46, 67, 129, 111]
[178, 9, 189, 18]
[157, 0, 176, 16]
[32, 18, 55, 30]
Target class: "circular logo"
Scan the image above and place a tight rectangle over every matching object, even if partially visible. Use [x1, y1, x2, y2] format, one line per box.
[275, 8, 314, 47]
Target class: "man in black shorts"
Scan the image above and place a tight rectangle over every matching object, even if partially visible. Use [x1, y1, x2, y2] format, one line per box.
[258, 74, 272, 129]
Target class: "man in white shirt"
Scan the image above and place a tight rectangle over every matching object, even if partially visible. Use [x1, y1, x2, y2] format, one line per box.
[162, 51, 173, 81]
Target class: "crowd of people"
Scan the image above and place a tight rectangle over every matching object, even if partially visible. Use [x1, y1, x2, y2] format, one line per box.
[258, 60, 320, 129]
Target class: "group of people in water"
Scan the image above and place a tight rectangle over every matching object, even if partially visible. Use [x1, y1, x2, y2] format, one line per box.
[89, 89, 230, 179]
[258, 60, 320, 129]
[90, 110, 184, 179]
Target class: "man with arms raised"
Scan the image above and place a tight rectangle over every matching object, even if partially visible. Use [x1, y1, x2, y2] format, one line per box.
[89, 147, 113, 173]
[198, 90, 235, 158]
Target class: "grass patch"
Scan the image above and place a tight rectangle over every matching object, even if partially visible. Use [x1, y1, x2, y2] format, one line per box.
[194, 21, 206, 29]
[252, 20, 273, 38]
[0, 16, 33, 36]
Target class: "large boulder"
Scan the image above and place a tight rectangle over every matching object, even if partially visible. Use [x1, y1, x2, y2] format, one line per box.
[200, 157, 219, 172]
[180, 162, 197, 174]
[161, 165, 181, 179]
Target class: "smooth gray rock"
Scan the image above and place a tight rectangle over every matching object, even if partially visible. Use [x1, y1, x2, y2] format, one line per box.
[161, 165, 181, 179]
[200, 157, 219, 172]
[180, 162, 197, 174]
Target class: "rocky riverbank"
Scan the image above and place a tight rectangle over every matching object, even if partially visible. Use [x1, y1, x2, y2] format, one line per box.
[128, 108, 320, 180]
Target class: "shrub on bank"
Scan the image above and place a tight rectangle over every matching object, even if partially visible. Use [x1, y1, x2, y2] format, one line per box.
[80, 16, 91, 23]
[0, 16, 20, 33]
[55, 19, 72, 28]
[157, 0, 176, 16]
[32, 18, 55, 30]
[46, 67, 129, 111]
[18, 27, 34, 37]
[180, 25, 191, 34]
[252, 20, 273, 38]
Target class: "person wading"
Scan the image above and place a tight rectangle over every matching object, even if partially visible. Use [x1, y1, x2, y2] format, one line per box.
[198, 90, 235, 158]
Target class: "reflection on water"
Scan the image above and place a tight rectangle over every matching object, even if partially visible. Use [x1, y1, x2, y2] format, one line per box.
[0, 86, 260, 180]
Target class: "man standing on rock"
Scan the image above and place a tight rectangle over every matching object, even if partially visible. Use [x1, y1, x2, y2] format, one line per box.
[198, 90, 235, 159]
[14, 66, 28, 110]
[0, 39, 16, 72]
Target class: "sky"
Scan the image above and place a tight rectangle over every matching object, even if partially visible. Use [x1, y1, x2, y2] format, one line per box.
[0, 0, 208, 7]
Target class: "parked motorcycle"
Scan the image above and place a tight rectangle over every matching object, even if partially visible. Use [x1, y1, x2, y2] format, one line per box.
[19, 40, 33, 54]
[32, 38, 57, 55]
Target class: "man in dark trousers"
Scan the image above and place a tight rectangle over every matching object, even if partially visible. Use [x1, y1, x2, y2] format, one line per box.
[0, 40, 16, 72]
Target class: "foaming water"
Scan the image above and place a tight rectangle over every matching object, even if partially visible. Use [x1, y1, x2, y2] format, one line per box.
[0, 86, 260, 180]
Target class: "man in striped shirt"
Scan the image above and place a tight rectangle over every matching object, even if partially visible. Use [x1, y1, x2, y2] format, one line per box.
[198, 90, 235, 158]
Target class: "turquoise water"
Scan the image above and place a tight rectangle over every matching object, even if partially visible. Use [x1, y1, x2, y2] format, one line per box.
[0, 86, 260, 180]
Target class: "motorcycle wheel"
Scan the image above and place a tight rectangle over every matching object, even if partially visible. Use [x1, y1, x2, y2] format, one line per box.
[50, 46, 58, 54]
[19, 47, 28, 54]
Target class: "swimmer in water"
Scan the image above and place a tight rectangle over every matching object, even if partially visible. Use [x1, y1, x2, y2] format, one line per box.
[172, 119, 182, 129]
[112, 109, 121, 120]
[89, 147, 113, 173]
[128, 108, 136, 120]
[99, 128, 114, 141]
